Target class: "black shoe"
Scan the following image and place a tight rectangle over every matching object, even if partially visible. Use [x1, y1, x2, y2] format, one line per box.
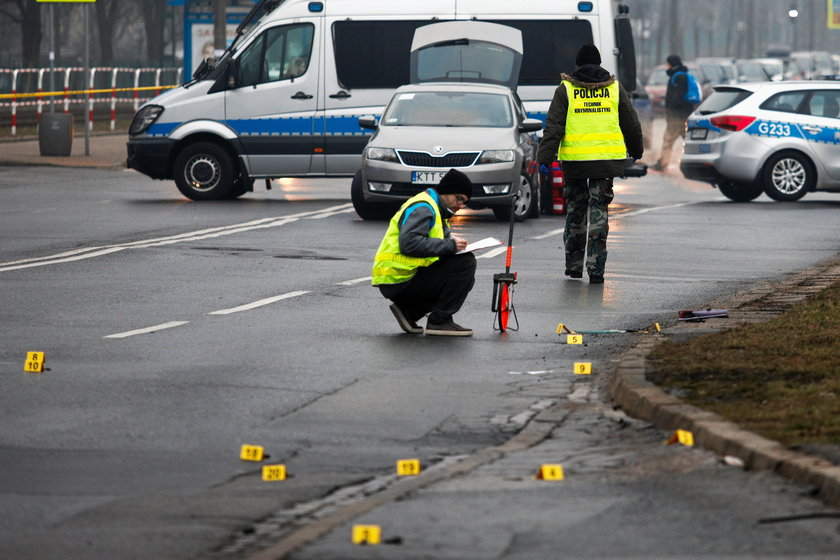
[390, 303, 423, 334]
[652, 163, 663, 172]
[565, 269, 583, 279]
[425, 320, 474, 337]
[589, 275, 604, 284]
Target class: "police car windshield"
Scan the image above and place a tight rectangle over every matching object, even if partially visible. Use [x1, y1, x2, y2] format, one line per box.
[697, 88, 752, 115]
[382, 92, 513, 127]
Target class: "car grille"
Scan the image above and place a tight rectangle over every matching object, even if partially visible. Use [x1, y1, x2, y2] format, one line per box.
[397, 151, 480, 168]
[387, 183, 486, 198]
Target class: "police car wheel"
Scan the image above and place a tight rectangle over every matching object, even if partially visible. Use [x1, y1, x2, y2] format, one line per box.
[762, 151, 813, 202]
[174, 142, 237, 201]
[717, 180, 763, 202]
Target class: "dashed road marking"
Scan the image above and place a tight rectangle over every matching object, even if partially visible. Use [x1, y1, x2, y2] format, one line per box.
[208, 291, 311, 315]
[104, 321, 189, 339]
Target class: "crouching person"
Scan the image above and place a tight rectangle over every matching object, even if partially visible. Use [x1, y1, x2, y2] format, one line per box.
[372, 168, 476, 336]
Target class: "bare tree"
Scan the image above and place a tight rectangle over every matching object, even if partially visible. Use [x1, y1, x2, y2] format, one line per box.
[135, 0, 166, 66]
[0, 0, 42, 66]
[94, 0, 130, 65]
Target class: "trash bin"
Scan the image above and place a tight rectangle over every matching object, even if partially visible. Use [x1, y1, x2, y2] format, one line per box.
[39, 112, 74, 157]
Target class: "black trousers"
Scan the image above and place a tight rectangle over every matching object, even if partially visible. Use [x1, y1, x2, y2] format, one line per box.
[379, 253, 476, 324]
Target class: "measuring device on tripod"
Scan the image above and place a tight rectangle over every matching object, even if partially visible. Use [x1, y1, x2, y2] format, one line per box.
[492, 194, 519, 332]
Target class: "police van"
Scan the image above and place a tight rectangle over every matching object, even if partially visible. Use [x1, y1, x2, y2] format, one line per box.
[127, 0, 637, 201]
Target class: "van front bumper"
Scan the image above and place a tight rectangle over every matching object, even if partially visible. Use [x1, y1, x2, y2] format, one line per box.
[126, 137, 176, 180]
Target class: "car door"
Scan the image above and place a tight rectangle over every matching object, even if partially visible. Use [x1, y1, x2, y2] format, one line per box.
[225, 20, 321, 176]
[798, 89, 840, 182]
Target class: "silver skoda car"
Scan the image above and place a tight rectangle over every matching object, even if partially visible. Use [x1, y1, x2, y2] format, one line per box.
[352, 81, 542, 221]
[681, 81, 840, 202]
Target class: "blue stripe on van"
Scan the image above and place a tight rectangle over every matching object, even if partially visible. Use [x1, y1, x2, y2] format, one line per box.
[146, 122, 180, 137]
[145, 115, 377, 138]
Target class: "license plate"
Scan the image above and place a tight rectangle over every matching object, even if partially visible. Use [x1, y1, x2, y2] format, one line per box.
[411, 171, 446, 184]
[690, 128, 708, 140]
[698, 143, 712, 154]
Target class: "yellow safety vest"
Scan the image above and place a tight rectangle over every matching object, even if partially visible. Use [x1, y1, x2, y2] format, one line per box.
[557, 81, 626, 161]
[371, 190, 447, 285]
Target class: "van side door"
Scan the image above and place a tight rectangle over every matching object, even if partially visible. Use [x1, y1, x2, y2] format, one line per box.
[225, 20, 321, 177]
[319, 18, 432, 175]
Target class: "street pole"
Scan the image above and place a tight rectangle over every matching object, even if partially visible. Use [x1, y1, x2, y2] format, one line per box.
[214, 0, 227, 56]
[84, 3, 90, 156]
[49, 4, 55, 113]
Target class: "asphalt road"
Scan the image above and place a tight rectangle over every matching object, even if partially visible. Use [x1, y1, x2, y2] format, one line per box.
[2, 166, 840, 559]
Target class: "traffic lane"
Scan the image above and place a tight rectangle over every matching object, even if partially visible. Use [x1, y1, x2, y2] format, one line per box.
[0, 166, 353, 262]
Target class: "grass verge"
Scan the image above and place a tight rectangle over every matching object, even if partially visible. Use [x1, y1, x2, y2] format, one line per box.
[646, 281, 840, 449]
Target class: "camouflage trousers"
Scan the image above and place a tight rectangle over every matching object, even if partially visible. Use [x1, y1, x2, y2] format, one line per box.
[563, 177, 614, 277]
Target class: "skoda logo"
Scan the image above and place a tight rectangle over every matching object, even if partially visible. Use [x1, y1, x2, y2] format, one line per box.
[433, 145, 444, 153]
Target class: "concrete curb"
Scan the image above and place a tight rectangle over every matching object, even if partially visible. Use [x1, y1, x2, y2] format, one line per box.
[609, 255, 840, 507]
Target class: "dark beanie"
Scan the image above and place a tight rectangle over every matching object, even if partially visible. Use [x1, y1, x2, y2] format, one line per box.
[667, 54, 682, 66]
[575, 43, 601, 66]
[436, 168, 473, 199]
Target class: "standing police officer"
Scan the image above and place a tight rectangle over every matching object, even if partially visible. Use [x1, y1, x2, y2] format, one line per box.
[537, 43, 643, 284]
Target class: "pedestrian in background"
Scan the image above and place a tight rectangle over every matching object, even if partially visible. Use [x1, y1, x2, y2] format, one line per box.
[537, 43, 643, 284]
[372, 168, 476, 336]
[654, 54, 695, 172]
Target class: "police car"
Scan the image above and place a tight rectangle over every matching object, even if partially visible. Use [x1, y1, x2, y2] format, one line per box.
[680, 81, 840, 202]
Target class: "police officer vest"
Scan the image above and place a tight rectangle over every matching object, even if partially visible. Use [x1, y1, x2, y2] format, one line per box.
[557, 81, 626, 161]
[371, 190, 447, 286]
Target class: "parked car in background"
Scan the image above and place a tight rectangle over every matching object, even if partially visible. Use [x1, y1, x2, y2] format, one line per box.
[752, 58, 786, 81]
[681, 81, 840, 202]
[645, 63, 710, 111]
[696, 57, 739, 84]
[791, 51, 835, 79]
[695, 59, 731, 87]
[734, 59, 769, 82]
[354, 82, 542, 221]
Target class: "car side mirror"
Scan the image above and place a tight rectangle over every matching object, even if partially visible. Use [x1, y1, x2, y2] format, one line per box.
[519, 118, 542, 133]
[358, 115, 378, 130]
[227, 59, 240, 89]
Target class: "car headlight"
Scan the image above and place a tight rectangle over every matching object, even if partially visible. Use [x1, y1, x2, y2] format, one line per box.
[477, 149, 515, 164]
[129, 105, 164, 135]
[366, 147, 398, 162]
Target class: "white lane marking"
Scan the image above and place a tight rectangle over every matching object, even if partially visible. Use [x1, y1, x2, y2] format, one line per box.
[0, 204, 353, 273]
[530, 201, 702, 240]
[336, 276, 371, 286]
[476, 246, 508, 259]
[104, 321, 189, 339]
[306, 208, 357, 219]
[208, 290, 310, 315]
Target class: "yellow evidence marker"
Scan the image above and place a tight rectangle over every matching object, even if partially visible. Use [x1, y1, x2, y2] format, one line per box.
[262, 464, 287, 481]
[352, 524, 381, 545]
[24, 352, 45, 373]
[556, 323, 573, 334]
[396, 459, 421, 476]
[665, 429, 695, 447]
[239, 444, 265, 462]
[567, 334, 583, 345]
[536, 464, 565, 480]
[573, 362, 592, 375]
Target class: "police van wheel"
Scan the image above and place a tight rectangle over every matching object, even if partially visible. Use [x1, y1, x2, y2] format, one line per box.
[493, 173, 534, 222]
[762, 151, 813, 202]
[717, 180, 763, 202]
[174, 142, 237, 200]
[351, 170, 394, 220]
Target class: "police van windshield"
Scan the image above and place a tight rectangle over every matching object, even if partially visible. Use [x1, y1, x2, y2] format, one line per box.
[382, 92, 513, 127]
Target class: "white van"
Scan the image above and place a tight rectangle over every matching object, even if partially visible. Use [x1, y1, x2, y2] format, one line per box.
[127, 0, 637, 200]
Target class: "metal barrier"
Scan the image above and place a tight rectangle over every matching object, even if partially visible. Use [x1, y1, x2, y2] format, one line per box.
[0, 66, 182, 136]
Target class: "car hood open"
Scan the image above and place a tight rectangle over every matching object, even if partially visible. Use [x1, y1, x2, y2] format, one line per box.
[409, 21, 523, 90]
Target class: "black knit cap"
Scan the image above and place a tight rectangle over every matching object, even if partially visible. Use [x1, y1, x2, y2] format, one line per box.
[436, 168, 473, 200]
[575, 43, 601, 66]
[667, 54, 682, 67]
